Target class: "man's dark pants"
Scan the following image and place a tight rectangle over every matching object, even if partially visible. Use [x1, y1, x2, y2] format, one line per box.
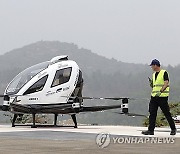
[148, 96, 176, 132]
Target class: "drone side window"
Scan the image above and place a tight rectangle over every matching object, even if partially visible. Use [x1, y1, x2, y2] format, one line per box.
[51, 67, 72, 88]
[23, 75, 48, 95]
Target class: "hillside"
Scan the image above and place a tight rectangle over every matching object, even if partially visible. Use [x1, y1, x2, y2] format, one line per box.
[0, 41, 180, 126]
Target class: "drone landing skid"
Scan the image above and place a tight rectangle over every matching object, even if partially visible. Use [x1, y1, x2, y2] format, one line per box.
[11, 113, 78, 128]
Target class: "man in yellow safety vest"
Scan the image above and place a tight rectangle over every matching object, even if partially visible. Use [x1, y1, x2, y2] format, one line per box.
[142, 59, 176, 135]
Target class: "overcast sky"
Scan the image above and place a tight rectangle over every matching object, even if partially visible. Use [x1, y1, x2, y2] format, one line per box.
[0, 0, 180, 66]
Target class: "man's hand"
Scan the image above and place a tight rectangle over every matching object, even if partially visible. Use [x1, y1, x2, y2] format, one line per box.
[155, 91, 161, 97]
[148, 77, 153, 88]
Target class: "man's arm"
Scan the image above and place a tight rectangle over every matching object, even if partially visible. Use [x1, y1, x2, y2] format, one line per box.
[160, 80, 169, 93]
[160, 71, 169, 92]
[148, 77, 153, 88]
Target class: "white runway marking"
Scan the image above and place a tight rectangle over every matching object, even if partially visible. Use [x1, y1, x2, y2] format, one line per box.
[0, 125, 179, 137]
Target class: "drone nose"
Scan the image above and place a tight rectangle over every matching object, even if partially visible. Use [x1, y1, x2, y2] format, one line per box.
[2, 95, 10, 111]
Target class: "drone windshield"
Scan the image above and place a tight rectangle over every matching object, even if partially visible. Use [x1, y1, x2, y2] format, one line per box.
[6, 61, 50, 94]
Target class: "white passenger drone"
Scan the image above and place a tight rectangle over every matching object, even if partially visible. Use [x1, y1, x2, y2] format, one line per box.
[0, 56, 145, 128]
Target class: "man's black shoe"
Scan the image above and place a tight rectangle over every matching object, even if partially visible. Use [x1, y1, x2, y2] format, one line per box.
[142, 130, 154, 135]
[74, 125, 78, 128]
[170, 129, 177, 135]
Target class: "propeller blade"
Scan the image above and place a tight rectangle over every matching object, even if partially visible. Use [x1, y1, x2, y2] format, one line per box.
[127, 113, 148, 117]
[129, 98, 150, 101]
[0, 94, 27, 98]
[63, 96, 129, 100]
[112, 111, 147, 117]
[63, 96, 150, 101]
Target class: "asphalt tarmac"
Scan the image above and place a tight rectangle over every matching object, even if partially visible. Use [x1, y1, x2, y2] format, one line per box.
[0, 125, 179, 154]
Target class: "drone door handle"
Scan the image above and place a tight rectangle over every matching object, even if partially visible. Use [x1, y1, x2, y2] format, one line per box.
[56, 88, 62, 93]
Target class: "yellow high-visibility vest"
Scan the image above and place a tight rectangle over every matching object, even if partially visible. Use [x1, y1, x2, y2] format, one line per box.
[151, 70, 170, 97]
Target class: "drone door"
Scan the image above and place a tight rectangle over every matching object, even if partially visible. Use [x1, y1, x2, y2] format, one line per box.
[47, 67, 78, 104]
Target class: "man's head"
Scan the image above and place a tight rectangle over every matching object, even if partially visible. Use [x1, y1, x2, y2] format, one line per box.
[150, 59, 161, 72]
